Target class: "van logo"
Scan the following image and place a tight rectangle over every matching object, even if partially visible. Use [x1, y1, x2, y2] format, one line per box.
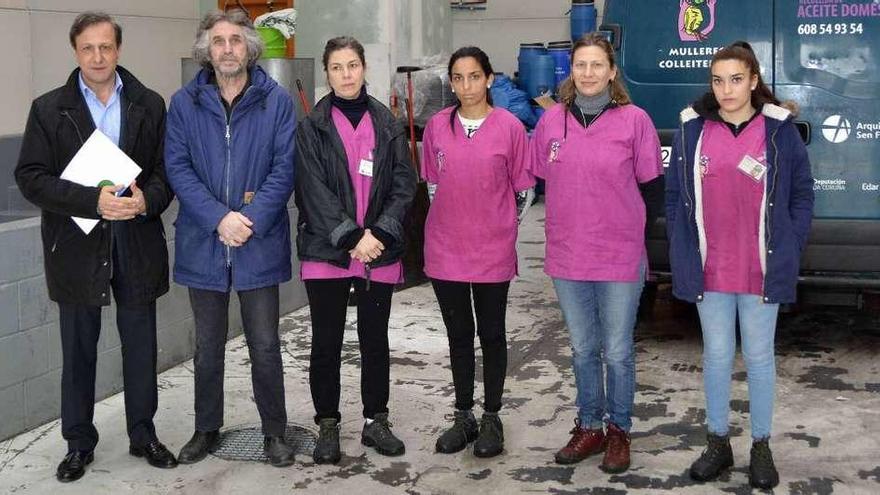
[822, 115, 852, 144]
[679, 0, 717, 42]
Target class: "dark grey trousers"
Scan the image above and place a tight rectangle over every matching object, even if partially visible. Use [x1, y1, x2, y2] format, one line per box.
[189, 285, 287, 436]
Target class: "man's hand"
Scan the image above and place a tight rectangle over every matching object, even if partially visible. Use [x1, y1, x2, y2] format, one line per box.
[129, 181, 147, 216]
[349, 229, 385, 263]
[217, 211, 253, 247]
[98, 185, 141, 221]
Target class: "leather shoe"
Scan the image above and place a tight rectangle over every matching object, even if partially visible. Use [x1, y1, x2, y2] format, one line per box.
[178, 430, 220, 464]
[56, 450, 93, 483]
[264, 435, 295, 467]
[599, 423, 631, 473]
[554, 419, 605, 464]
[130, 440, 178, 468]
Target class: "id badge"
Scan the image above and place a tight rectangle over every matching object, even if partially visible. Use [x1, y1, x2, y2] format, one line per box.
[358, 158, 374, 177]
[548, 140, 561, 163]
[737, 154, 767, 182]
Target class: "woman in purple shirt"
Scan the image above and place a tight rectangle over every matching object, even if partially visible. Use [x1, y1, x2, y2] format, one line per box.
[666, 42, 813, 490]
[530, 33, 663, 474]
[421, 47, 535, 458]
[294, 36, 417, 465]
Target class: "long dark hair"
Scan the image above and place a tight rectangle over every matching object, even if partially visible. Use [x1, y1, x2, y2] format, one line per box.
[447, 46, 494, 133]
[702, 41, 779, 112]
[558, 33, 631, 107]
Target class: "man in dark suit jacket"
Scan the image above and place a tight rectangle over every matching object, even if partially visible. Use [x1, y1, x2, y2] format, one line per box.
[15, 11, 178, 483]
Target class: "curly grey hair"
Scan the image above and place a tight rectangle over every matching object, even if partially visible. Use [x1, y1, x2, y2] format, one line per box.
[192, 9, 263, 69]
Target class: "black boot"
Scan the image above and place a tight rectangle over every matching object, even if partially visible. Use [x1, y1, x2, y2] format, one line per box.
[313, 418, 342, 464]
[749, 438, 780, 489]
[689, 433, 734, 482]
[264, 435, 295, 467]
[178, 430, 220, 464]
[435, 410, 479, 454]
[361, 413, 405, 456]
[473, 412, 504, 458]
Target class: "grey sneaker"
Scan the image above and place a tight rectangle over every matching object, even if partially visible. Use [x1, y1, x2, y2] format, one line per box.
[361, 413, 405, 456]
[435, 410, 479, 454]
[313, 418, 341, 464]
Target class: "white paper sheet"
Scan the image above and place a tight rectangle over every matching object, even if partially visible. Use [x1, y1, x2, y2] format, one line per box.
[59, 130, 142, 234]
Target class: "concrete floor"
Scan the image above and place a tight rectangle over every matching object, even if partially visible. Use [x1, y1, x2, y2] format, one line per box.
[1, 204, 878, 494]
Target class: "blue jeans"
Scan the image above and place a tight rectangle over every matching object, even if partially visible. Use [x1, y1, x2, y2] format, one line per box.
[552, 273, 644, 432]
[696, 292, 779, 440]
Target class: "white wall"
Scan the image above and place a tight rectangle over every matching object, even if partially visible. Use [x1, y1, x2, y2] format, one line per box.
[0, 1, 200, 136]
[452, 0, 606, 77]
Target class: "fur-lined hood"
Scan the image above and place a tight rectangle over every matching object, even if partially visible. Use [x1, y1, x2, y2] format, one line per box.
[681, 92, 799, 124]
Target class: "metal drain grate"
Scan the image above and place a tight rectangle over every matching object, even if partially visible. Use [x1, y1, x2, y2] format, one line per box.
[211, 423, 317, 462]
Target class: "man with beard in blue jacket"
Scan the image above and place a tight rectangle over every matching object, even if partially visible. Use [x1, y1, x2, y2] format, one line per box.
[164, 9, 296, 467]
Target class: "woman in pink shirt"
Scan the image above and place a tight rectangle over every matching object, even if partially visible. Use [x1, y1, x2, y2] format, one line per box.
[666, 42, 813, 490]
[295, 36, 417, 464]
[530, 33, 663, 474]
[421, 46, 535, 458]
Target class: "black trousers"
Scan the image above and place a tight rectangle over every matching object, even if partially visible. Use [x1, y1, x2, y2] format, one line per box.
[59, 226, 159, 453]
[305, 278, 394, 423]
[189, 285, 287, 436]
[431, 279, 510, 413]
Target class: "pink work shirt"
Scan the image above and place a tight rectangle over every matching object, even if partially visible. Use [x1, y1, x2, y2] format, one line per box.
[421, 107, 535, 282]
[530, 103, 662, 282]
[700, 117, 767, 295]
[300, 108, 403, 283]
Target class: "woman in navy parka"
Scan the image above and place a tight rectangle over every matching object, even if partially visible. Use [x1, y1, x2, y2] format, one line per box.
[666, 41, 814, 490]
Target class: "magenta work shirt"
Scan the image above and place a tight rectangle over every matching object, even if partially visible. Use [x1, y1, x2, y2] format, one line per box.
[421, 107, 535, 282]
[530, 103, 662, 282]
[700, 117, 767, 295]
[300, 108, 403, 284]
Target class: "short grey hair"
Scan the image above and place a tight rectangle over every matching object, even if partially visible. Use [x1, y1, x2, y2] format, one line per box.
[192, 9, 263, 69]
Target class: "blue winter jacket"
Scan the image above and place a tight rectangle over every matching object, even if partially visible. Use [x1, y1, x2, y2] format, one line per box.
[165, 66, 296, 291]
[665, 102, 814, 304]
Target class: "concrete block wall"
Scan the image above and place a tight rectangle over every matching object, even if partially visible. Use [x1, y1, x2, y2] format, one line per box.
[0, 199, 308, 442]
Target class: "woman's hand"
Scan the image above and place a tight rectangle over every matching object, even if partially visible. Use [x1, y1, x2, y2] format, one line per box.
[349, 229, 385, 263]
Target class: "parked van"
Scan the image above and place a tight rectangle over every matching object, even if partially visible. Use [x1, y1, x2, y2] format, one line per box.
[602, 0, 880, 292]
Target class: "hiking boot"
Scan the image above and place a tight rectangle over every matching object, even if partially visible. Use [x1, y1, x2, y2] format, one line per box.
[554, 419, 606, 464]
[435, 410, 479, 454]
[361, 413, 405, 456]
[473, 412, 504, 458]
[689, 433, 734, 482]
[600, 423, 631, 473]
[749, 438, 779, 489]
[313, 418, 341, 464]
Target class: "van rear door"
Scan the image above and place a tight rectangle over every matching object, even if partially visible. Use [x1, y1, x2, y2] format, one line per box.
[774, 2, 880, 220]
[605, 0, 774, 131]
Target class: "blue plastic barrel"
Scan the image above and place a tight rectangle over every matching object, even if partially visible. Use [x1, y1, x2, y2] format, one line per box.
[570, 0, 597, 42]
[528, 53, 556, 98]
[547, 41, 572, 92]
[517, 43, 546, 93]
